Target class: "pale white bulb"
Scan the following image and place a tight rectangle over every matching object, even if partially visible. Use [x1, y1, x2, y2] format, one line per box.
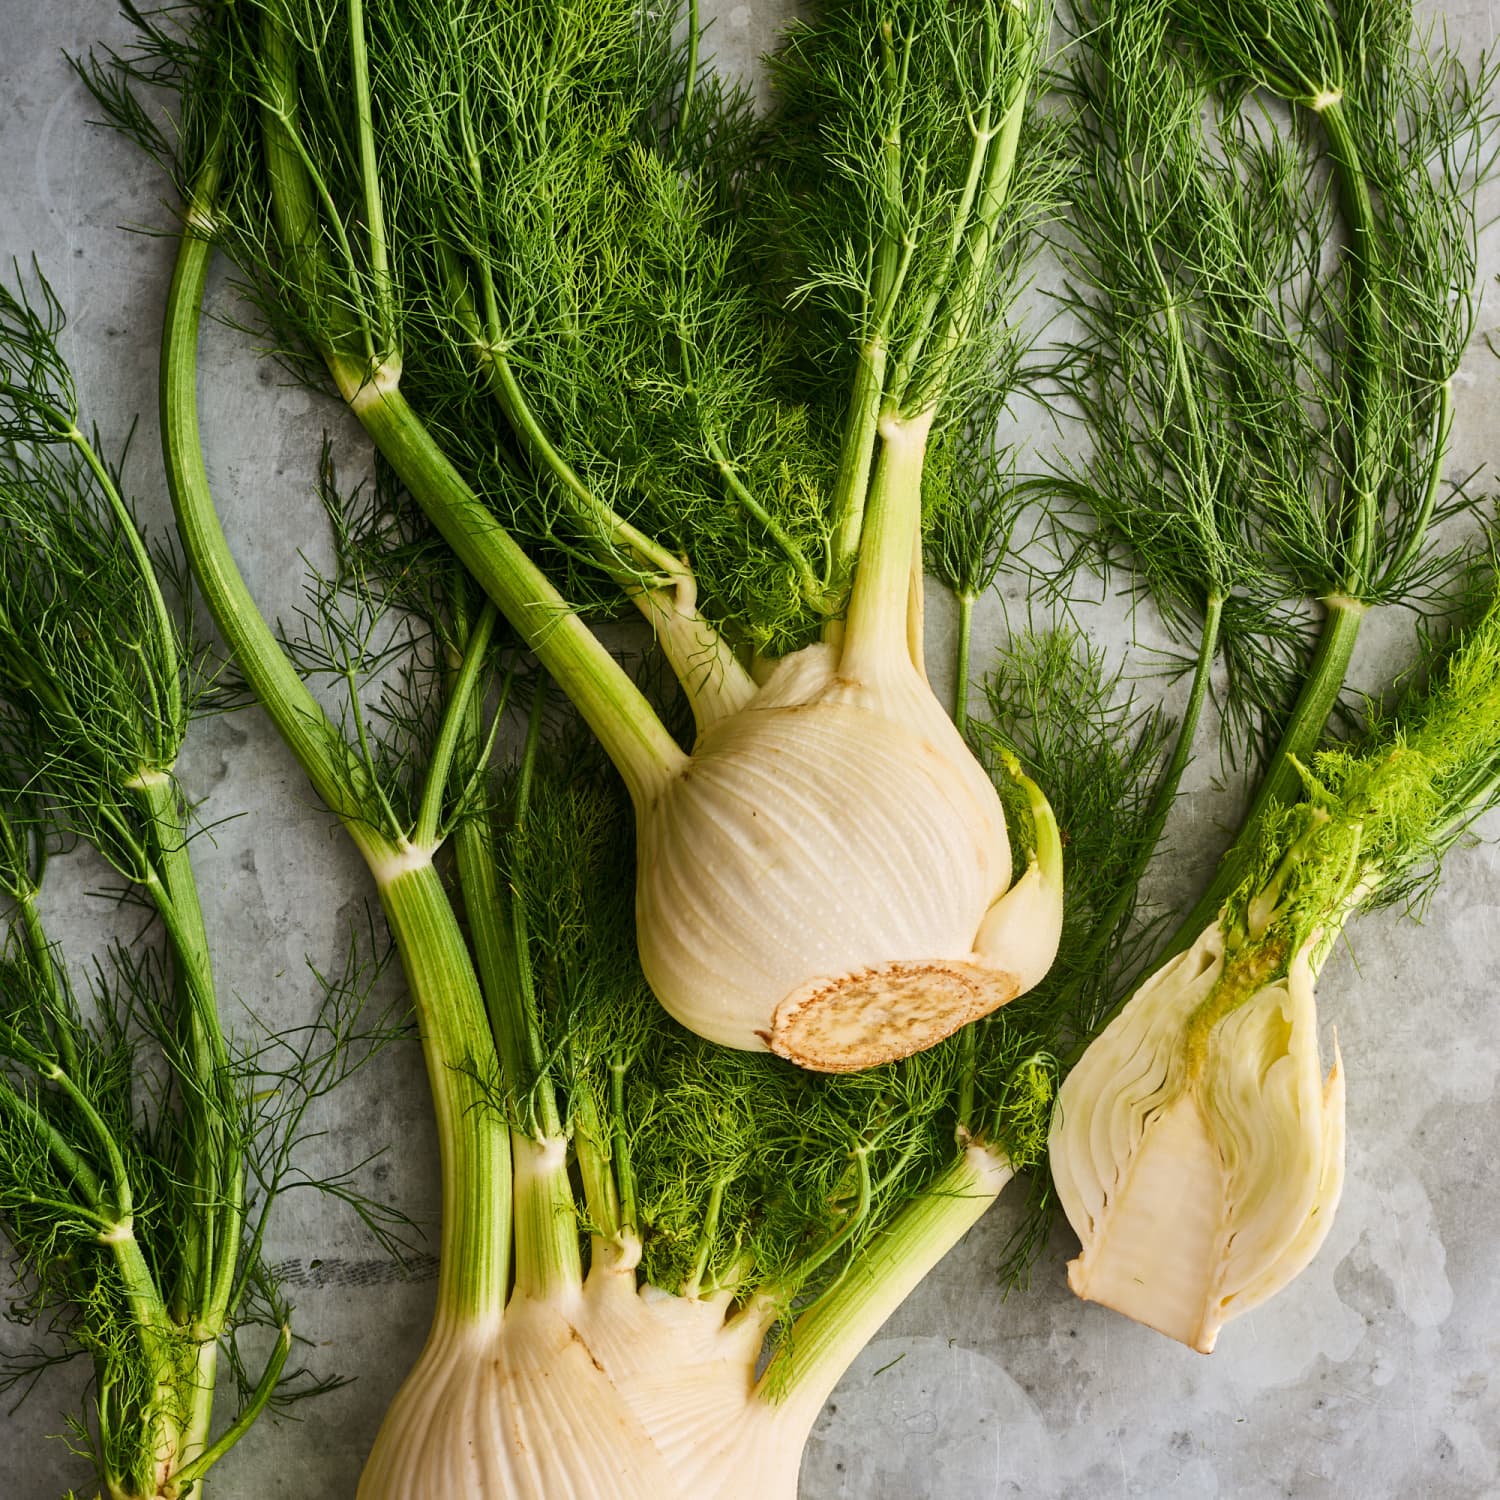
[633, 641, 1060, 1070]
[1050, 923, 1345, 1352]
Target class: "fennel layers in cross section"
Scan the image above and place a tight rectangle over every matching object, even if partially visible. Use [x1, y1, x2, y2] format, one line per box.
[91, 0, 1065, 1070]
[0, 273, 369, 1499]
[1052, 592, 1500, 1351]
[1035, 0, 1496, 1354]
[149, 182, 1099, 1499]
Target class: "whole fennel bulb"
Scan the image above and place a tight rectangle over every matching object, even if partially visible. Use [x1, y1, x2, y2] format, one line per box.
[635, 607, 1062, 1070]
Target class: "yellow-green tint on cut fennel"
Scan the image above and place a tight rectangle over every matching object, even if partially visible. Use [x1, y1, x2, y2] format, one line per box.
[1049, 924, 1343, 1352]
[633, 637, 1062, 1071]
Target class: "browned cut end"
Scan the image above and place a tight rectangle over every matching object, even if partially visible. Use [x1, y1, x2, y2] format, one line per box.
[769, 960, 1021, 1073]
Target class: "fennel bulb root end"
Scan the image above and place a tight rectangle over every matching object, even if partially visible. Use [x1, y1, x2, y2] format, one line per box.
[768, 956, 1020, 1071]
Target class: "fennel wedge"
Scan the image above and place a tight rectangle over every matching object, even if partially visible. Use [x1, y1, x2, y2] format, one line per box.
[1043, 0, 1499, 1354]
[1054, 592, 1500, 1351]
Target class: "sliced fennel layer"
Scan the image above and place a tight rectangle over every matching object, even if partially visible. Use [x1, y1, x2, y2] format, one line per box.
[1049, 923, 1344, 1352]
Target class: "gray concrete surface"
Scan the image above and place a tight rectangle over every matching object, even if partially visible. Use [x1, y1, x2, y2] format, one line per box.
[1, 2, 1498, 1497]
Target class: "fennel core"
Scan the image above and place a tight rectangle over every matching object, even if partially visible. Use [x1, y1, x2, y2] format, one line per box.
[1052, 589, 1500, 1353]
[94, 0, 1066, 1072]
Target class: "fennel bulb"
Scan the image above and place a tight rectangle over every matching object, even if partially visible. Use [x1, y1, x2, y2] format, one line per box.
[153, 152, 1068, 1500]
[358, 1142, 1014, 1500]
[1049, 924, 1344, 1352]
[635, 629, 1059, 1068]
[357, 1261, 820, 1500]
[92, 0, 1066, 1069]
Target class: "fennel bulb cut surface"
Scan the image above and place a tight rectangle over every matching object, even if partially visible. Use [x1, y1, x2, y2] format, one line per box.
[634, 639, 1057, 1070]
[1049, 924, 1344, 1353]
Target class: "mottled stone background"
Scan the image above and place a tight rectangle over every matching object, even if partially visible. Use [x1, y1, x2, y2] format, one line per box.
[1, 2, 1497, 1496]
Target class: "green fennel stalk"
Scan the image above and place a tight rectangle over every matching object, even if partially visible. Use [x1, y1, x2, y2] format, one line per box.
[0, 269, 386, 1499]
[1056, 0, 1493, 956]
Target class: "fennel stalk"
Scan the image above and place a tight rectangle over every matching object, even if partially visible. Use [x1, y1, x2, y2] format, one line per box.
[0, 270, 388, 1498]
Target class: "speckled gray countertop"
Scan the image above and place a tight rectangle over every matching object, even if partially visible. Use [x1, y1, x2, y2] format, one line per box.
[2, 3, 1498, 1497]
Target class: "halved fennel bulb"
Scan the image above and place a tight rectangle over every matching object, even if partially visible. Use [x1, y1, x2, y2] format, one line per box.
[633, 639, 1062, 1071]
[1049, 922, 1345, 1352]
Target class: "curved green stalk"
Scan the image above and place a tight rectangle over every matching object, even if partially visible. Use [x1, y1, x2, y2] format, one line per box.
[840, 411, 935, 680]
[1316, 96, 1381, 591]
[679, 0, 701, 139]
[16, 887, 78, 1077]
[347, 0, 396, 357]
[378, 862, 512, 1324]
[170, 1325, 291, 1491]
[826, 19, 909, 585]
[0, 1075, 109, 1220]
[1377, 376, 1454, 595]
[452, 778, 527, 1101]
[130, 769, 243, 1471]
[1167, 592, 1365, 954]
[706, 430, 827, 609]
[759, 1144, 1012, 1409]
[569, 1076, 621, 1251]
[477, 343, 682, 588]
[1062, 593, 1223, 1046]
[161, 164, 394, 866]
[413, 603, 497, 851]
[609, 1057, 638, 1238]
[449, 686, 580, 1302]
[953, 592, 975, 736]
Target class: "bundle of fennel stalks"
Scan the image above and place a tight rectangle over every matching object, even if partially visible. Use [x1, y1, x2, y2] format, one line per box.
[2, 0, 1499, 1494]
